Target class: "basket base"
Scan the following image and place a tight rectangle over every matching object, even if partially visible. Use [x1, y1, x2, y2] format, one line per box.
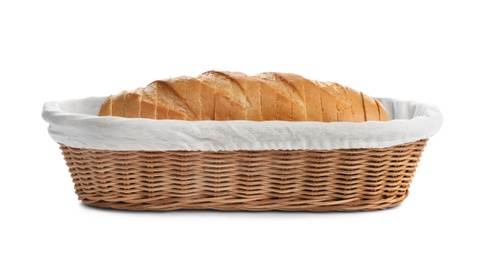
[60, 139, 427, 212]
[78, 192, 409, 212]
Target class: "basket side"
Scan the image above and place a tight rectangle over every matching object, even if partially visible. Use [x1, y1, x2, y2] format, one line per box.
[59, 139, 427, 211]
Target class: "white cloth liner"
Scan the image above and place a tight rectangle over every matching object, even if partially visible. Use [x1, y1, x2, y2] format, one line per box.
[42, 96, 443, 151]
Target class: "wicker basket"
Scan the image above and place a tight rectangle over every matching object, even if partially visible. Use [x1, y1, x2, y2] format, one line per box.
[59, 139, 427, 211]
[44, 96, 442, 212]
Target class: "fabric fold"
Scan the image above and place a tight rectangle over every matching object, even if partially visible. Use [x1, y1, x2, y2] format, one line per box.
[42, 96, 443, 151]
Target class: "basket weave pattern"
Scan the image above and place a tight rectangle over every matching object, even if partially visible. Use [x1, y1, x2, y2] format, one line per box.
[60, 139, 427, 211]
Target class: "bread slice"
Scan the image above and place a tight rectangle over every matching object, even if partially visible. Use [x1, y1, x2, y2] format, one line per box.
[98, 95, 113, 116]
[164, 77, 197, 120]
[315, 81, 337, 122]
[200, 71, 248, 120]
[302, 79, 323, 121]
[140, 83, 157, 119]
[361, 92, 379, 121]
[201, 71, 247, 120]
[255, 73, 294, 120]
[153, 81, 188, 120]
[272, 73, 307, 121]
[327, 82, 353, 122]
[111, 91, 127, 117]
[344, 86, 365, 122]
[216, 71, 260, 121]
[123, 88, 142, 118]
[181, 77, 202, 120]
[376, 99, 389, 121]
[257, 79, 278, 120]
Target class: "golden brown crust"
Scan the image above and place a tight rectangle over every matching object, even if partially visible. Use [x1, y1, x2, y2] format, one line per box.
[303, 79, 322, 122]
[330, 82, 353, 122]
[99, 71, 389, 122]
[316, 81, 338, 122]
[200, 71, 246, 120]
[254, 77, 278, 120]
[98, 95, 112, 116]
[216, 71, 255, 120]
[345, 86, 365, 122]
[255, 73, 292, 121]
[140, 83, 157, 119]
[182, 77, 202, 120]
[361, 93, 379, 121]
[123, 89, 142, 118]
[376, 99, 390, 121]
[111, 91, 127, 117]
[272, 73, 307, 121]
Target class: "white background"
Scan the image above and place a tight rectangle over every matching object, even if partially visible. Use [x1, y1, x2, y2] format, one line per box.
[1, 0, 482, 259]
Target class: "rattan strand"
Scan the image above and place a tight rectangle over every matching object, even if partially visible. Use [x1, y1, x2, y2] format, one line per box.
[59, 139, 427, 211]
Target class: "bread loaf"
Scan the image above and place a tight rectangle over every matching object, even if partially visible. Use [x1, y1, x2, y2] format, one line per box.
[98, 71, 389, 122]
